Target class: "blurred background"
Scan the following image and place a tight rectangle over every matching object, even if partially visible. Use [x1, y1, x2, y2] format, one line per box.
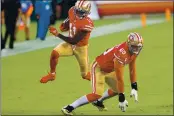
[1, 0, 173, 115]
[1, 0, 173, 51]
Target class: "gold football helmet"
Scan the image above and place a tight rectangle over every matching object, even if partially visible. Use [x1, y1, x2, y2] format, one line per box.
[74, 0, 91, 19]
[127, 32, 143, 55]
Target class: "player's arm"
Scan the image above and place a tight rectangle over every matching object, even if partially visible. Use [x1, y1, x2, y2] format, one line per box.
[49, 26, 88, 45]
[114, 58, 125, 101]
[129, 58, 138, 90]
[57, 30, 88, 45]
[129, 58, 138, 102]
[59, 17, 70, 32]
[57, 23, 93, 44]
[114, 58, 128, 112]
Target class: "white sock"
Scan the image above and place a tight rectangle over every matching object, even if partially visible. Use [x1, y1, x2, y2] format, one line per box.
[51, 72, 56, 75]
[98, 89, 118, 102]
[70, 95, 89, 109]
[98, 89, 110, 102]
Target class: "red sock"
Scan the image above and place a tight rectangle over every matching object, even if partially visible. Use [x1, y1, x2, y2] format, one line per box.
[86, 93, 102, 102]
[50, 50, 59, 73]
[108, 89, 116, 96]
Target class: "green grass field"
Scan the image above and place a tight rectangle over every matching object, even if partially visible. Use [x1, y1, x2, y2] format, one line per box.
[1, 18, 173, 115]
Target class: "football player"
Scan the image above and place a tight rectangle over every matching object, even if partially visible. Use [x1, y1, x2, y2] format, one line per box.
[16, 0, 33, 41]
[61, 32, 143, 115]
[40, 0, 94, 83]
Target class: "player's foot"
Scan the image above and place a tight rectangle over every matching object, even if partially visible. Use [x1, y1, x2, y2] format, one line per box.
[40, 72, 56, 83]
[61, 105, 74, 116]
[82, 72, 91, 81]
[92, 100, 108, 111]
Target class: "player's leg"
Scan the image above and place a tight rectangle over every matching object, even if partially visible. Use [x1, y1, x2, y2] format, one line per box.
[9, 18, 16, 49]
[74, 45, 91, 81]
[25, 5, 33, 40]
[92, 88, 116, 111]
[14, 14, 21, 41]
[3, 29, 9, 49]
[99, 72, 118, 101]
[92, 72, 118, 111]
[23, 14, 30, 40]
[61, 61, 105, 115]
[40, 42, 73, 83]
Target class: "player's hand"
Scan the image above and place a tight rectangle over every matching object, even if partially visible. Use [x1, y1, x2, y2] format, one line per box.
[130, 89, 138, 103]
[49, 26, 59, 36]
[118, 100, 128, 112]
[59, 23, 68, 32]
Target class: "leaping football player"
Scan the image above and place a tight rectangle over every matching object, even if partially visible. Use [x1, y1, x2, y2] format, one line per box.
[40, 0, 94, 83]
[61, 32, 143, 115]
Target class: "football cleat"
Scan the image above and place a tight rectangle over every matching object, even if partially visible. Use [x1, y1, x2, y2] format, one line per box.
[40, 72, 56, 83]
[82, 72, 91, 81]
[61, 105, 74, 116]
[92, 100, 108, 111]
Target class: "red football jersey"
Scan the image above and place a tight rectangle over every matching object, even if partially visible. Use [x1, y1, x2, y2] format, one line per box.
[68, 7, 94, 46]
[96, 42, 137, 73]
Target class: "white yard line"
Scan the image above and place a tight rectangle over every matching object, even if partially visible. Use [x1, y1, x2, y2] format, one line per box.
[1, 19, 164, 57]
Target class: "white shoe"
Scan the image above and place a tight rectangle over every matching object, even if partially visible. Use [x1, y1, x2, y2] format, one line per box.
[61, 106, 74, 116]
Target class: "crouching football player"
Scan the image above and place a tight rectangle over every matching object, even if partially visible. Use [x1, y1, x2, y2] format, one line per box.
[61, 32, 143, 115]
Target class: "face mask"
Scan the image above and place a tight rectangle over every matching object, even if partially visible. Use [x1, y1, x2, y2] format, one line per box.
[129, 44, 143, 55]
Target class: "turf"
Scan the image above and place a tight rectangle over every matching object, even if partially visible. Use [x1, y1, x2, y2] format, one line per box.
[1, 19, 173, 115]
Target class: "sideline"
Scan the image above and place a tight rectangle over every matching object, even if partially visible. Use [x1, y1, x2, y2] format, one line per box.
[1, 19, 164, 57]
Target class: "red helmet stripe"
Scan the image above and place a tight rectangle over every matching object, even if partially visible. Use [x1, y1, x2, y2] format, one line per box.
[87, 3, 91, 10]
[134, 32, 141, 42]
[80, 0, 85, 8]
[78, 1, 82, 8]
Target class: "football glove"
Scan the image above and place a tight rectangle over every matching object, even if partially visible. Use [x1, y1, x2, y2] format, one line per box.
[118, 100, 128, 112]
[130, 89, 138, 103]
[49, 26, 59, 36]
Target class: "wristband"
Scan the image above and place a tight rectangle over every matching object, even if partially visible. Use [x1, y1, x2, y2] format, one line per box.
[131, 82, 138, 90]
[119, 93, 125, 102]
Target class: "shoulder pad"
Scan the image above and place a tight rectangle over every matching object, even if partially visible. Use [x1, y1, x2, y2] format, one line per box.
[81, 18, 94, 32]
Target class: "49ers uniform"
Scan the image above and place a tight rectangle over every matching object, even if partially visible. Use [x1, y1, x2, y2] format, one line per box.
[91, 42, 137, 95]
[54, 6, 94, 79]
[61, 32, 143, 115]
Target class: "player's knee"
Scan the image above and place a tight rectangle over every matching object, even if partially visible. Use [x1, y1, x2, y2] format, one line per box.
[51, 50, 59, 59]
[86, 93, 102, 102]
